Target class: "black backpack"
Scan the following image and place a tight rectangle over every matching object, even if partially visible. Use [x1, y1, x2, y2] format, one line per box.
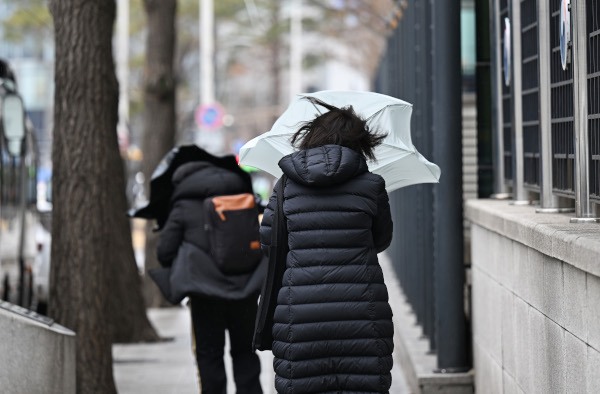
[203, 193, 262, 275]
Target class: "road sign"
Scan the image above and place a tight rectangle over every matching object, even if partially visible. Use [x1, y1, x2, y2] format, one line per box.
[195, 103, 224, 131]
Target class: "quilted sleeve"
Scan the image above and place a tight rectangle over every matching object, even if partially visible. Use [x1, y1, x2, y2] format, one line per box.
[156, 202, 185, 266]
[372, 180, 393, 253]
[259, 179, 280, 256]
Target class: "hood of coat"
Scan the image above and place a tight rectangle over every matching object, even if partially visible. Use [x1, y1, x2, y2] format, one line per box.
[278, 144, 369, 187]
[170, 161, 250, 202]
[172, 161, 213, 186]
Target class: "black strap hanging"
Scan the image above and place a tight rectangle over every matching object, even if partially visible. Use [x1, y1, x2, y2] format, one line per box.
[253, 175, 288, 351]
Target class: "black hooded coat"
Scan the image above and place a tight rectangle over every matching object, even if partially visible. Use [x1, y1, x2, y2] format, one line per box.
[157, 162, 266, 301]
[259, 145, 394, 393]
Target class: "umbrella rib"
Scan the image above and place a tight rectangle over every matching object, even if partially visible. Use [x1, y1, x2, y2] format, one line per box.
[378, 141, 413, 152]
[366, 102, 412, 120]
[299, 93, 410, 122]
[365, 104, 401, 121]
[371, 145, 440, 179]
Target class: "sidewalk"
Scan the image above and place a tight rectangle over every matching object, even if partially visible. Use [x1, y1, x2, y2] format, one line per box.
[113, 306, 277, 394]
[113, 273, 411, 393]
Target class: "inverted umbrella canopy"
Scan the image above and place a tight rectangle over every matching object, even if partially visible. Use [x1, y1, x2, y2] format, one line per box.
[128, 144, 251, 230]
[238, 90, 440, 192]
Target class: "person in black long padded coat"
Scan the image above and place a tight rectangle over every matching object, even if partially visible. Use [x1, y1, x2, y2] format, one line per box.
[157, 161, 265, 394]
[259, 97, 394, 393]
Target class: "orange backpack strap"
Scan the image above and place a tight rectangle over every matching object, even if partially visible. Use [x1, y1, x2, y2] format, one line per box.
[211, 193, 255, 220]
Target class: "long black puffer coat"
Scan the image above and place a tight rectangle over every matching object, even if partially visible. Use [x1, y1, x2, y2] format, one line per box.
[157, 161, 266, 301]
[260, 145, 394, 393]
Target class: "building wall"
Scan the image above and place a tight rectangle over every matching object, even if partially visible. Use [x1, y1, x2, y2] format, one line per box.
[467, 199, 600, 393]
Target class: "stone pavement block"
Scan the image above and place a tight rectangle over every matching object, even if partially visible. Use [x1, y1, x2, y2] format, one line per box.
[470, 267, 483, 344]
[497, 237, 514, 290]
[542, 257, 564, 326]
[586, 273, 600, 352]
[526, 249, 545, 312]
[473, 341, 502, 394]
[513, 297, 531, 392]
[489, 232, 502, 279]
[528, 308, 547, 393]
[531, 224, 555, 257]
[503, 213, 522, 245]
[476, 227, 495, 276]
[527, 312, 566, 394]
[472, 202, 505, 236]
[587, 346, 600, 393]
[488, 278, 503, 365]
[574, 236, 600, 279]
[502, 371, 519, 394]
[564, 264, 587, 342]
[473, 269, 502, 365]
[512, 241, 529, 301]
[565, 331, 587, 394]
[545, 319, 565, 393]
[551, 231, 580, 273]
[470, 225, 486, 272]
[551, 227, 600, 279]
[500, 288, 516, 378]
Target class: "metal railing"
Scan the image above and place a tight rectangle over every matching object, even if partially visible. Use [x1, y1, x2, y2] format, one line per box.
[501, 1, 514, 183]
[550, 0, 576, 196]
[522, 0, 541, 190]
[375, 0, 469, 373]
[376, 0, 437, 352]
[490, 0, 599, 220]
[588, 0, 600, 201]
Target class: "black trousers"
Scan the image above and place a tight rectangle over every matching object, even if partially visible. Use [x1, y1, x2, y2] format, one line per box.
[190, 295, 262, 394]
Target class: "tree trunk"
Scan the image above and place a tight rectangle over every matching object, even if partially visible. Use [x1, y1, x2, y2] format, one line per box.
[48, 1, 119, 392]
[49, 0, 159, 382]
[141, 0, 177, 308]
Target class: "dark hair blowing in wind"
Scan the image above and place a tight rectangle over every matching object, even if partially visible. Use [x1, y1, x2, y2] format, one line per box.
[290, 97, 387, 161]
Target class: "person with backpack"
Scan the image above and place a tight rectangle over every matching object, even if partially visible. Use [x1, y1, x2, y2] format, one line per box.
[156, 159, 265, 394]
[256, 97, 394, 393]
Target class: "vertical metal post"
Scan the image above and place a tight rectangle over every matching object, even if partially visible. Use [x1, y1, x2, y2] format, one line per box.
[420, 0, 436, 351]
[289, 0, 302, 102]
[510, 0, 529, 203]
[200, 0, 215, 105]
[490, 0, 510, 198]
[432, 0, 469, 372]
[475, 0, 494, 198]
[570, 0, 600, 222]
[536, 0, 572, 212]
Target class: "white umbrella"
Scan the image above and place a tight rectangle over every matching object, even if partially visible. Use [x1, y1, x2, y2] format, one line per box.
[239, 90, 441, 192]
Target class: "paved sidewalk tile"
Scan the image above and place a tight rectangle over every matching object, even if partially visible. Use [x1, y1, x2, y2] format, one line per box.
[113, 306, 277, 394]
[113, 307, 199, 394]
[114, 297, 410, 393]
